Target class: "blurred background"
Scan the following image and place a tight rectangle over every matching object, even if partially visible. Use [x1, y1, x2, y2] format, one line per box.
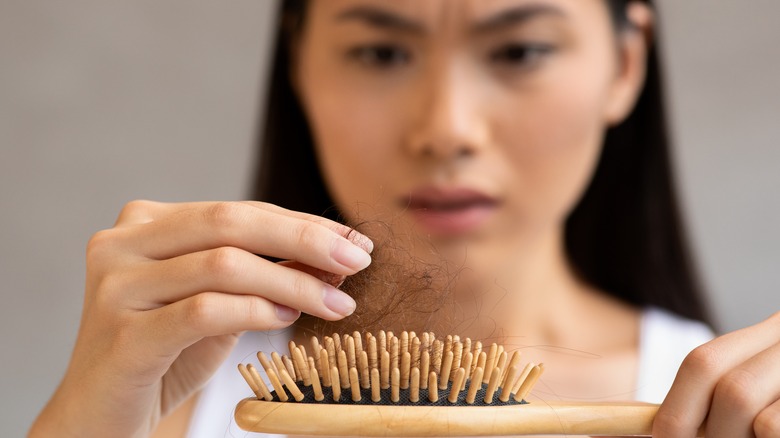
[1, 0, 779, 436]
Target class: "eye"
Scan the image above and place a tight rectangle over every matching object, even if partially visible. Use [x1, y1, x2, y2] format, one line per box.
[489, 43, 555, 67]
[347, 44, 412, 69]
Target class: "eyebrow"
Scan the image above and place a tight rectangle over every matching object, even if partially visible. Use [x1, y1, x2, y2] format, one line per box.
[334, 3, 566, 35]
[335, 6, 425, 34]
[471, 4, 567, 34]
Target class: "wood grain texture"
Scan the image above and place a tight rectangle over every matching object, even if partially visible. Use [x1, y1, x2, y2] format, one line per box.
[235, 398, 674, 436]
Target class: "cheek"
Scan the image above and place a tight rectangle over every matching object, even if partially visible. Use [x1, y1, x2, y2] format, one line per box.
[302, 84, 403, 219]
[495, 69, 612, 225]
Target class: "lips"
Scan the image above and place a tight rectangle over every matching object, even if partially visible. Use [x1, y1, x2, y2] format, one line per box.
[403, 187, 500, 236]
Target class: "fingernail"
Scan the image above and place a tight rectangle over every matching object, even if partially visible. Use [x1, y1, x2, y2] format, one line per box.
[332, 238, 372, 271]
[275, 304, 301, 321]
[349, 232, 374, 254]
[322, 285, 356, 317]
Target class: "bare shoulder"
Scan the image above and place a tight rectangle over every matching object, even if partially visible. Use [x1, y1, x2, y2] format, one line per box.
[151, 394, 199, 438]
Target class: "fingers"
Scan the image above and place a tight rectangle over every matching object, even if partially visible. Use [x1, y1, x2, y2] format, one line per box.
[140, 292, 301, 355]
[120, 247, 356, 320]
[705, 341, 780, 438]
[120, 202, 372, 276]
[654, 312, 780, 437]
[754, 398, 780, 437]
[113, 200, 373, 253]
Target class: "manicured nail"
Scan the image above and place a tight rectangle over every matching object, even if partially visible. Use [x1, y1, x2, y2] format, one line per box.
[348, 232, 374, 254]
[275, 304, 301, 321]
[322, 285, 356, 317]
[332, 238, 372, 271]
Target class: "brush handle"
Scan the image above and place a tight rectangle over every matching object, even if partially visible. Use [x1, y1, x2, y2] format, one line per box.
[235, 398, 692, 436]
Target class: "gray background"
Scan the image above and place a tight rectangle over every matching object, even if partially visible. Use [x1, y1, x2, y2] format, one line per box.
[1, 0, 778, 436]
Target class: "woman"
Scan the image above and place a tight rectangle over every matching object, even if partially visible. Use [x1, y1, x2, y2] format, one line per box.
[30, 0, 780, 437]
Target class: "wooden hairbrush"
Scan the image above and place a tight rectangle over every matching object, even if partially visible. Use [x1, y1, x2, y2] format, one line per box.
[235, 330, 675, 436]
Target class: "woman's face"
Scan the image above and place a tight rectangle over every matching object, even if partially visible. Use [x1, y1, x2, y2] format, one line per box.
[295, 0, 647, 271]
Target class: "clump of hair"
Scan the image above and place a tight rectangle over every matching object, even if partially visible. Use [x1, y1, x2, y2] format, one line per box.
[294, 219, 492, 340]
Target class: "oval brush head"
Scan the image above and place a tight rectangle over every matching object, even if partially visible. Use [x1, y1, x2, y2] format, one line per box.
[235, 330, 668, 436]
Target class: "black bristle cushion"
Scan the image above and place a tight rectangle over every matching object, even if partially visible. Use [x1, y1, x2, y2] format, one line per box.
[269, 381, 528, 406]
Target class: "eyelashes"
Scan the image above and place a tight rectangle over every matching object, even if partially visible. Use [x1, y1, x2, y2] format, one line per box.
[345, 42, 556, 72]
[346, 44, 412, 69]
[488, 43, 556, 69]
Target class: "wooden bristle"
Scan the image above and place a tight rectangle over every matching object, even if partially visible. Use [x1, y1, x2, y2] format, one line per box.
[444, 335, 453, 358]
[495, 351, 508, 385]
[279, 368, 304, 402]
[353, 330, 363, 356]
[410, 367, 420, 403]
[484, 366, 501, 404]
[476, 351, 487, 376]
[325, 337, 336, 374]
[238, 364, 262, 400]
[466, 367, 484, 404]
[504, 351, 522, 388]
[438, 351, 453, 390]
[390, 336, 399, 373]
[499, 365, 520, 402]
[452, 341, 463, 378]
[319, 348, 331, 387]
[346, 335, 356, 370]
[378, 330, 387, 355]
[428, 372, 438, 402]
[282, 355, 296, 383]
[349, 367, 361, 402]
[460, 352, 474, 390]
[330, 367, 341, 402]
[448, 368, 466, 404]
[310, 336, 322, 372]
[368, 335, 378, 370]
[432, 340, 443, 375]
[516, 364, 544, 401]
[463, 337, 472, 358]
[381, 350, 390, 389]
[420, 350, 430, 389]
[292, 347, 311, 386]
[400, 352, 411, 389]
[370, 368, 381, 402]
[257, 352, 276, 379]
[266, 367, 287, 402]
[337, 350, 350, 389]
[512, 362, 535, 395]
[270, 352, 286, 381]
[483, 344, 498, 384]
[391, 367, 400, 403]
[299, 344, 308, 364]
[288, 341, 298, 376]
[333, 333, 342, 354]
[401, 331, 409, 357]
[247, 364, 273, 401]
[421, 332, 430, 353]
[473, 341, 483, 369]
[309, 361, 324, 401]
[359, 350, 370, 389]
[411, 336, 421, 368]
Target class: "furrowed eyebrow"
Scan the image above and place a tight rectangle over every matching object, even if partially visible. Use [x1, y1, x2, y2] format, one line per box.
[471, 4, 567, 34]
[335, 6, 425, 34]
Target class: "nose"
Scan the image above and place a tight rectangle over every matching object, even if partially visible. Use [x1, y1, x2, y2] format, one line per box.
[405, 61, 488, 161]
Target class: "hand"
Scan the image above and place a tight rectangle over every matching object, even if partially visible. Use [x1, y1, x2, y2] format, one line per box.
[29, 200, 373, 437]
[654, 311, 780, 437]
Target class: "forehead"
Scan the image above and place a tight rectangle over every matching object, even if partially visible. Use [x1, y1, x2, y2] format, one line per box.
[307, 0, 609, 30]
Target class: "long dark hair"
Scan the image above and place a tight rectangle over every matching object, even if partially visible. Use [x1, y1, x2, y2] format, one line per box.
[252, 0, 712, 325]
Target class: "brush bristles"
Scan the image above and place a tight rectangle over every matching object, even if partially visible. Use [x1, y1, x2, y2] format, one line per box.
[239, 331, 543, 406]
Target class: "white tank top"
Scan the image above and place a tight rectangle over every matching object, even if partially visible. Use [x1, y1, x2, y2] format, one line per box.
[186, 307, 714, 438]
